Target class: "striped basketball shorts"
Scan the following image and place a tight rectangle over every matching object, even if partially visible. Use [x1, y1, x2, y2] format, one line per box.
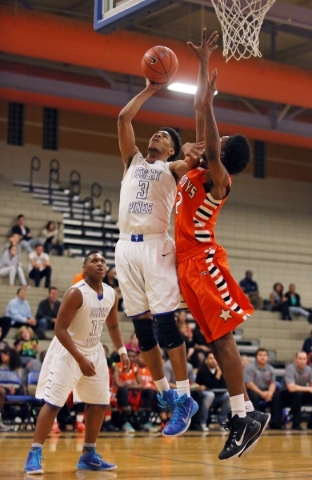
[177, 244, 254, 343]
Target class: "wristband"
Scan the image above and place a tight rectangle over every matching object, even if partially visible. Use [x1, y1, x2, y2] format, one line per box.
[118, 346, 127, 356]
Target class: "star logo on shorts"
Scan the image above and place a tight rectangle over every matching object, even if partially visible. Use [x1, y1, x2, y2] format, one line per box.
[219, 309, 232, 321]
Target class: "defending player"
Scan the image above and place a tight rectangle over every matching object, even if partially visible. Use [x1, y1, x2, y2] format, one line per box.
[175, 29, 270, 460]
[24, 251, 130, 474]
[115, 53, 210, 435]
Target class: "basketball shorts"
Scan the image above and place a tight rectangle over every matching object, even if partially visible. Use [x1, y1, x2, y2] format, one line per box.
[115, 233, 183, 316]
[36, 337, 110, 407]
[177, 244, 254, 343]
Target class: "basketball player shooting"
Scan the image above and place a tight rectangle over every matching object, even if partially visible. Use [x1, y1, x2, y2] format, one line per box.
[24, 251, 130, 474]
[175, 28, 270, 460]
[115, 59, 207, 436]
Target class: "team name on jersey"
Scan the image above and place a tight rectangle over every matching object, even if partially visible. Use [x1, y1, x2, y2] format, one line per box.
[134, 167, 163, 181]
[89, 307, 110, 318]
[180, 175, 198, 198]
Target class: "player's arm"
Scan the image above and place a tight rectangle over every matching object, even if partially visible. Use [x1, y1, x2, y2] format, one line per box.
[118, 79, 166, 169]
[54, 288, 96, 376]
[106, 293, 130, 373]
[187, 29, 219, 142]
[203, 69, 229, 195]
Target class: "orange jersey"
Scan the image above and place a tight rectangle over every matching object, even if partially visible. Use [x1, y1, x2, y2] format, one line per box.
[175, 167, 231, 254]
[139, 366, 155, 389]
[116, 362, 138, 386]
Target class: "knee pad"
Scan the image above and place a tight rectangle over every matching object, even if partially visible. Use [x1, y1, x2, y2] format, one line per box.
[132, 318, 158, 352]
[155, 313, 184, 350]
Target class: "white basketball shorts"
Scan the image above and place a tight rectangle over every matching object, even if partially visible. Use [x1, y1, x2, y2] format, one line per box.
[36, 337, 110, 407]
[115, 233, 182, 316]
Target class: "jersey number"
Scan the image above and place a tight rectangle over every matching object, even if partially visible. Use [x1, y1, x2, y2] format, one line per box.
[89, 319, 104, 336]
[136, 180, 149, 199]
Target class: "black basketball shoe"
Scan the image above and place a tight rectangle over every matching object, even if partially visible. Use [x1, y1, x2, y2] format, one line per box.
[218, 414, 261, 461]
[238, 410, 271, 458]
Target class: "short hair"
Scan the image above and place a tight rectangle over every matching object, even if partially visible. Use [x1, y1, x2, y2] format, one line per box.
[48, 286, 58, 293]
[17, 214, 24, 220]
[222, 135, 251, 175]
[160, 127, 182, 162]
[255, 348, 268, 357]
[83, 250, 101, 265]
[34, 243, 43, 249]
[17, 287, 26, 295]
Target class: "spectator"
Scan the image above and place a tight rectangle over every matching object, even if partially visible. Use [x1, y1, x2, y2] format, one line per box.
[189, 324, 211, 369]
[239, 270, 263, 310]
[11, 214, 38, 253]
[244, 348, 282, 429]
[241, 355, 250, 370]
[6, 287, 46, 339]
[0, 342, 14, 431]
[13, 326, 39, 368]
[163, 356, 208, 432]
[285, 284, 312, 323]
[0, 345, 24, 427]
[125, 333, 140, 355]
[302, 331, 312, 364]
[280, 351, 312, 430]
[28, 243, 52, 288]
[4, 233, 22, 253]
[103, 267, 124, 312]
[196, 352, 230, 429]
[269, 282, 292, 321]
[35, 287, 61, 334]
[40, 221, 64, 256]
[136, 353, 159, 432]
[0, 245, 28, 287]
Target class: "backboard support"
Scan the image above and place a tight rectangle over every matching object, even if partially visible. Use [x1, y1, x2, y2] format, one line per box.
[94, 0, 182, 34]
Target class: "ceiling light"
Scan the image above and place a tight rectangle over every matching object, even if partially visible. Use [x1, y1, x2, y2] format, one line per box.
[167, 83, 218, 96]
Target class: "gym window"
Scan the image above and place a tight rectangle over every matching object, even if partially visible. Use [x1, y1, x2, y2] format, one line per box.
[43, 107, 59, 150]
[7, 102, 24, 146]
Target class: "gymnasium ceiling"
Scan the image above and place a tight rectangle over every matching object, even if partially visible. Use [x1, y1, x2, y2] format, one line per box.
[0, 0, 312, 148]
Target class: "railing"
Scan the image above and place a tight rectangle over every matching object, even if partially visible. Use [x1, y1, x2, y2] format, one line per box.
[48, 158, 60, 204]
[29, 156, 41, 192]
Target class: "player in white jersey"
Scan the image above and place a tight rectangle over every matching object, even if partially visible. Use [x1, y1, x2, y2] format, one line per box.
[116, 79, 203, 437]
[24, 251, 130, 475]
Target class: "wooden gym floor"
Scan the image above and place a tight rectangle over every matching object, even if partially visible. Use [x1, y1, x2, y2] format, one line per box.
[1, 429, 311, 480]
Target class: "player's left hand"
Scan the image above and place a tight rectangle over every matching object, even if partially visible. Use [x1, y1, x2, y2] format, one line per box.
[120, 353, 131, 373]
[182, 141, 205, 160]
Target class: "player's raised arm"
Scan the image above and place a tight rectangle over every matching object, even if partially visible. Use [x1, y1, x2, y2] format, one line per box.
[187, 29, 219, 142]
[203, 69, 229, 191]
[117, 79, 166, 170]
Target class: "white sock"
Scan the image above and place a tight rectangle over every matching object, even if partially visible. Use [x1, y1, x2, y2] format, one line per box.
[154, 377, 170, 394]
[176, 379, 190, 397]
[245, 400, 254, 413]
[230, 394, 246, 418]
[31, 443, 43, 450]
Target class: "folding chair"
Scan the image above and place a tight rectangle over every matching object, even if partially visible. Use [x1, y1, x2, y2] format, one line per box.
[26, 371, 44, 425]
[0, 369, 35, 430]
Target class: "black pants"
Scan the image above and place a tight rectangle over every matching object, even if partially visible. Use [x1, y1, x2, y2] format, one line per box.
[0, 316, 12, 340]
[281, 390, 312, 427]
[29, 266, 52, 288]
[247, 388, 283, 427]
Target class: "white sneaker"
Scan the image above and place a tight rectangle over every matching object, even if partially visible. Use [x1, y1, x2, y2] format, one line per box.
[142, 421, 160, 433]
[122, 422, 135, 433]
[200, 423, 209, 432]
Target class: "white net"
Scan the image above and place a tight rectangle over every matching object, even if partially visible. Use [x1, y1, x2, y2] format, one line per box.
[211, 0, 277, 61]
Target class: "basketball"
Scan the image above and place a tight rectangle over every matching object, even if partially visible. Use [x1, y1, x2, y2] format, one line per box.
[141, 46, 178, 84]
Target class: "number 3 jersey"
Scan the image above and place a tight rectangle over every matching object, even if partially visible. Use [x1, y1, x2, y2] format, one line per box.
[66, 280, 116, 355]
[118, 152, 176, 235]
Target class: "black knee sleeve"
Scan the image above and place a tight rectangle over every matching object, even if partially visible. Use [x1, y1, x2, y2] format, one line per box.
[132, 318, 158, 352]
[155, 313, 184, 350]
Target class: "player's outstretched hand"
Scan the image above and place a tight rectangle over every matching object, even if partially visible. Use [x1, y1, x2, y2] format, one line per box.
[120, 353, 131, 373]
[187, 28, 219, 62]
[182, 141, 205, 160]
[145, 78, 170, 91]
[78, 356, 96, 376]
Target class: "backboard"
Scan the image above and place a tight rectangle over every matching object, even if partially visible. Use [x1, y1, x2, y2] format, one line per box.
[94, 0, 182, 34]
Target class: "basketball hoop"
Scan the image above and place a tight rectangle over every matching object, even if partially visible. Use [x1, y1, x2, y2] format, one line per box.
[211, 0, 277, 61]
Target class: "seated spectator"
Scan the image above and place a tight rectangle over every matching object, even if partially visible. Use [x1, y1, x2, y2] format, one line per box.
[4, 233, 22, 253]
[0, 344, 15, 431]
[285, 284, 312, 323]
[103, 267, 124, 312]
[28, 243, 52, 288]
[13, 326, 39, 368]
[239, 270, 263, 310]
[269, 282, 292, 321]
[241, 355, 250, 370]
[178, 322, 195, 364]
[35, 287, 61, 334]
[136, 353, 159, 432]
[244, 348, 283, 429]
[40, 221, 64, 256]
[6, 287, 46, 339]
[280, 351, 312, 430]
[11, 214, 38, 254]
[163, 356, 207, 432]
[0, 245, 28, 287]
[189, 324, 211, 369]
[302, 331, 312, 365]
[72, 271, 84, 285]
[196, 352, 230, 429]
[125, 333, 140, 355]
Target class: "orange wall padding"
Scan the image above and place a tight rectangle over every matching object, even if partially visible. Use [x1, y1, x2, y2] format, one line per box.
[1, 6, 312, 110]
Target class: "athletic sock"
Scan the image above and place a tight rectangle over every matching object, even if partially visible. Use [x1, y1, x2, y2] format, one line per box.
[83, 443, 96, 453]
[176, 379, 190, 397]
[230, 394, 246, 418]
[31, 443, 43, 451]
[245, 400, 255, 413]
[154, 377, 170, 394]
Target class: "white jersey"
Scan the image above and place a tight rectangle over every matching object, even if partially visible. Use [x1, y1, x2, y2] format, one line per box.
[67, 280, 116, 355]
[118, 152, 176, 235]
